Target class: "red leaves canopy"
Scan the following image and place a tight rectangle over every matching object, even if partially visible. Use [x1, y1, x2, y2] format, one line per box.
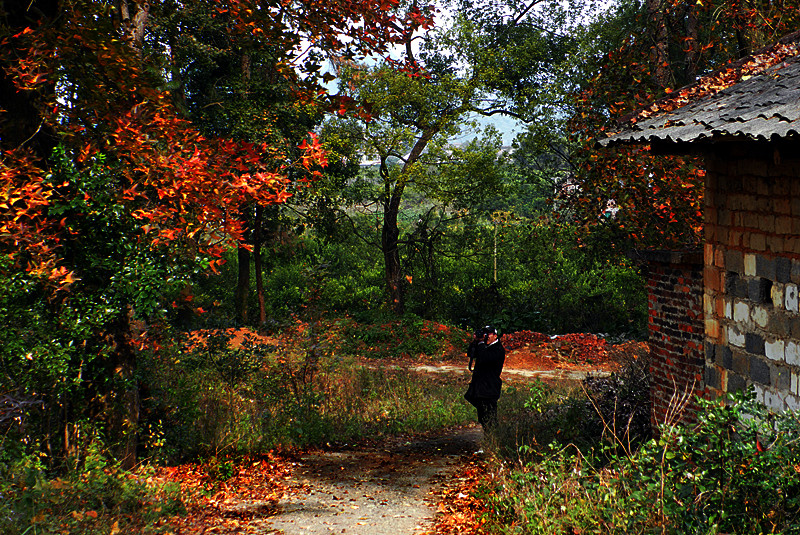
[0, 0, 429, 289]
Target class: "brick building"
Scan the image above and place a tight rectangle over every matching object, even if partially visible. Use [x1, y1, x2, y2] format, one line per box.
[603, 31, 800, 423]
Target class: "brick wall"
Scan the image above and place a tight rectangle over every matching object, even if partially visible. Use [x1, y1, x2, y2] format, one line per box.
[703, 146, 800, 412]
[641, 250, 705, 427]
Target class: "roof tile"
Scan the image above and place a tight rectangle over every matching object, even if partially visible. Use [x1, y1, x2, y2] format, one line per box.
[601, 34, 800, 147]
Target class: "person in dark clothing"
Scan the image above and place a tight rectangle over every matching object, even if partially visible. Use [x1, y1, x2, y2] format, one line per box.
[464, 326, 505, 430]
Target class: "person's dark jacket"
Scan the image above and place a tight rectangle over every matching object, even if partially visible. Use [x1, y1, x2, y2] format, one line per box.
[465, 340, 505, 402]
[467, 338, 482, 371]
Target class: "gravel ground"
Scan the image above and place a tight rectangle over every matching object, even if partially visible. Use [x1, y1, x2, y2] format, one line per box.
[256, 426, 483, 535]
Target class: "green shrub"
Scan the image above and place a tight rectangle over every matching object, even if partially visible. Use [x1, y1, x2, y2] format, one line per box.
[192, 214, 647, 337]
[484, 387, 800, 534]
[139, 330, 279, 461]
[611, 388, 800, 533]
[0, 437, 183, 535]
[491, 353, 651, 464]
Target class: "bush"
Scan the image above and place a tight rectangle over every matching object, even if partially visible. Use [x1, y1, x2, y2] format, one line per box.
[191, 215, 647, 337]
[335, 313, 471, 361]
[0, 435, 183, 535]
[484, 386, 800, 534]
[613, 388, 800, 533]
[138, 321, 474, 460]
[491, 351, 651, 462]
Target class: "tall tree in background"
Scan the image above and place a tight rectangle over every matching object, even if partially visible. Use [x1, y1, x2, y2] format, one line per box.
[336, 45, 506, 313]
[443, 0, 600, 222]
[150, 1, 325, 324]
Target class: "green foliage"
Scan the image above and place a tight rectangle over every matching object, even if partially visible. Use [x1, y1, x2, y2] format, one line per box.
[334, 313, 470, 360]
[0, 436, 183, 535]
[193, 207, 647, 337]
[424, 218, 647, 335]
[612, 389, 800, 533]
[138, 331, 278, 461]
[0, 147, 210, 464]
[483, 386, 800, 534]
[491, 353, 651, 464]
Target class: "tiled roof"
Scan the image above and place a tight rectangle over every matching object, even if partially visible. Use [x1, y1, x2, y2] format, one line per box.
[601, 32, 800, 147]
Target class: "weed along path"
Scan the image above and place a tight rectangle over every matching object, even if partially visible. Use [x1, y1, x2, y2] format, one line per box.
[257, 426, 483, 535]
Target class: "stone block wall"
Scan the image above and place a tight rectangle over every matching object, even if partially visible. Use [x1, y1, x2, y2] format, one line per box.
[641, 250, 705, 427]
[703, 147, 800, 412]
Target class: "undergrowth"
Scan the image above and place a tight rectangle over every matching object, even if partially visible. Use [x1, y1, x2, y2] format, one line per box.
[0, 436, 183, 535]
[140, 319, 474, 461]
[483, 354, 800, 534]
[1, 320, 474, 533]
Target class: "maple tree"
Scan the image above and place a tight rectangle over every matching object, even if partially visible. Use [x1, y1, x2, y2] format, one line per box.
[0, 0, 430, 467]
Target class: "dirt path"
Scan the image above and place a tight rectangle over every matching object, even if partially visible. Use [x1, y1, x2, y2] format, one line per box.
[410, 364, 610, 383]
[254, 426, 483, 535]
[249, 365, 608, 534]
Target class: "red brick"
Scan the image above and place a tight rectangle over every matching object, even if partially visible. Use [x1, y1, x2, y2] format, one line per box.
[706, 318, 720, 339]
[774, 179, 791, 197]
[759, 214, 775, 233]
[743, 212, 760, 229]
[715, 296, 726, 317]
[776, 215, 793, 234]
[757, 197, 773, 213]
[786, 236, 800, 255]
[714, 247, 724, 268]
[704, 243, 714, 262]
[728, 230, 743, 247]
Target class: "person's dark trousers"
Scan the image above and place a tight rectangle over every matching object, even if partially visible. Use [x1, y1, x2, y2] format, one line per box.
[475, 399, 498, 430]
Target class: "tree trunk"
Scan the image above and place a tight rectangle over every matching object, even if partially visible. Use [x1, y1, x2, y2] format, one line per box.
[382, 195, 404, 314]
[234, 54, 254, 325]
[254, 205, 267, 325]
[683, 0, 699, 84]
[735, 28, 751, 59]
[380, 127, 438, 314]
[110, 306, 139, 470]
[116, 0, 149, 48]
[235, 246, 250, 324]
[647, 0, 670, 88]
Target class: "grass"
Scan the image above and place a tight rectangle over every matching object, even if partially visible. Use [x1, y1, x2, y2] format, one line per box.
[141, 320, 475, 460]
[0, 442, 184, 535]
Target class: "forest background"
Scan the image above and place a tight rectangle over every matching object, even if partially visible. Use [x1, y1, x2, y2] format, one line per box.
[2, 0, 800, 532]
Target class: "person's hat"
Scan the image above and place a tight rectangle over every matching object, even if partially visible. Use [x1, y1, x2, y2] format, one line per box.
[481, 325, 497, 335]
